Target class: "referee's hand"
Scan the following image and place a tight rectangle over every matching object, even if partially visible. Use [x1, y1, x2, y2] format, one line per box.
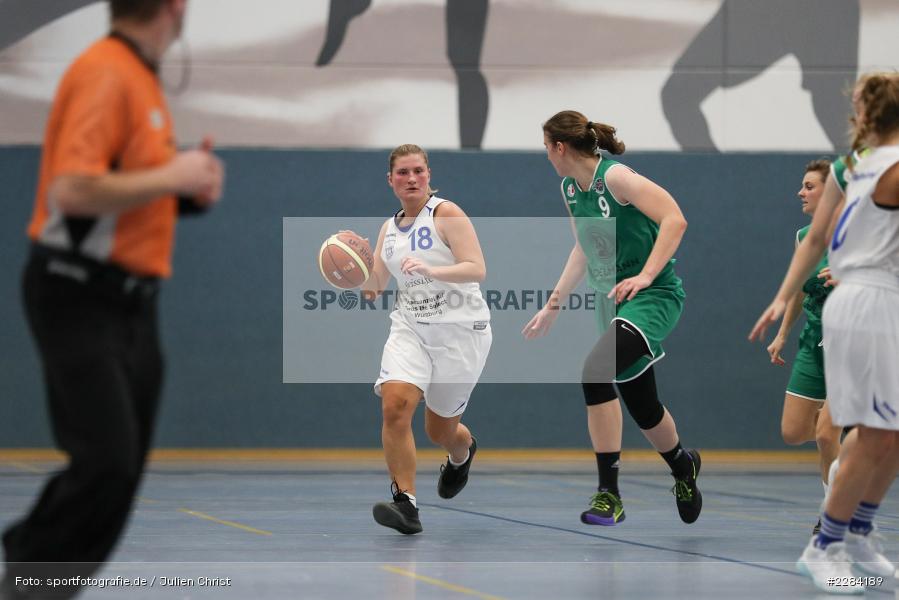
[168, 136, 224, 205]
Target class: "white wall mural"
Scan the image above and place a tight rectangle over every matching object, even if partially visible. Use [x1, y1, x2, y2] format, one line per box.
[0, 0, 897, 150]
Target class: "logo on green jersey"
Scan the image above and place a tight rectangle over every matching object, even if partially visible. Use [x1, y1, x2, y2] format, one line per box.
[592, 178, 605, 194]
[586, 226, 614, 260]
[566, 183, 576, 198]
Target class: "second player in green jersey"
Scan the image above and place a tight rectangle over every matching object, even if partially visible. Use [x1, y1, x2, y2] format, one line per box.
[525, 110, 700, 528]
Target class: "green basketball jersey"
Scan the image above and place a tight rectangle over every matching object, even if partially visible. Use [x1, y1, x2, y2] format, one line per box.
[831, 155, 850, 193]
[561, 157, 676, 293]
[831, 149, 870, 192]
[796, 225, 831, 325]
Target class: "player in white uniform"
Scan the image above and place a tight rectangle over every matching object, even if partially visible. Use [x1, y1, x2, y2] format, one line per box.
[360, 144, 491, 535]
[751, 72, 899, 594]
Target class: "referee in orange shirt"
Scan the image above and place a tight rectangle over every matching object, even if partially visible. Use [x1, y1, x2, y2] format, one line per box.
[2, 2, 223, 598]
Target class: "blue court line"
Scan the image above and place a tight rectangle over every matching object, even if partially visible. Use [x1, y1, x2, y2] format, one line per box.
[524, 475, 899, 533]
[530, 473, 803, 507]
[618, 478, 801, 506]
[420, 503, 892, 595]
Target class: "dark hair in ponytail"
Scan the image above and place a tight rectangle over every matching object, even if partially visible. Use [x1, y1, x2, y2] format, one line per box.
[543, 110, 625, 157]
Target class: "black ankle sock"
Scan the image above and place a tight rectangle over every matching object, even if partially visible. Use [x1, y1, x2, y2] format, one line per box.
[596, 452, 621, 496]
[660, 443, 691, 478]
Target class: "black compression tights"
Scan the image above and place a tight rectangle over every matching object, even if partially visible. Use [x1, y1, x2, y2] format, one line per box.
[581, 320, 666, 430]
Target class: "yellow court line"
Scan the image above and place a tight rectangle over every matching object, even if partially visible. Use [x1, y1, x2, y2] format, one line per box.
[177, 508, 273, 537]
[381, 565, 507, 600]
[0, 450, 64, 461]
[0, 448, 821, 464]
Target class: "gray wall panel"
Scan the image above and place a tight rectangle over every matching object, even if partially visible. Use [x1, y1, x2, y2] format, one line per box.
[0, 147, 820, 449]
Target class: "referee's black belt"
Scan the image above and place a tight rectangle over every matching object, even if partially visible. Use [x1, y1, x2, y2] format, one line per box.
[29, 244, 160, 302]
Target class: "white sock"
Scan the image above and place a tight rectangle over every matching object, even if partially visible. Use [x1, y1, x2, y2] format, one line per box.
[449, 449, 469, 468]
[404, 493, 417, 508]
[828, 458, 840, 485]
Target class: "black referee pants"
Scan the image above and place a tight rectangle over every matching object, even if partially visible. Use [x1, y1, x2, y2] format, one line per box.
[3, 254, 163, 595]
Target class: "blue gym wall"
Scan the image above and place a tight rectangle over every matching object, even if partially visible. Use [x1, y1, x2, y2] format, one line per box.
[0, 147, 821, 449]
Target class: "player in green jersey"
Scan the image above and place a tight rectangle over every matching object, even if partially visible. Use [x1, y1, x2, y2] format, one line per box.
[773, 76, 874, 535]
[765, 160, 842, 534]
[524, 110, 700, 526]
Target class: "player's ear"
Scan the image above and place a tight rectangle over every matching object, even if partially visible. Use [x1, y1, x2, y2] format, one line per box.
[386, 172, 392, 186]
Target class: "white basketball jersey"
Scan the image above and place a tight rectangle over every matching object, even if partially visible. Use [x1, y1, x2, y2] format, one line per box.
[831, 145, 899, 286]
[381, 196, 490, 325]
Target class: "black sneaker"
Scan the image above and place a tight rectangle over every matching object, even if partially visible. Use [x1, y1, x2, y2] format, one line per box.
[671, 448, 702, 524]
[373, 482, 422, 535]
[437, 437, 477, 499]
[580, 490, 626, 526]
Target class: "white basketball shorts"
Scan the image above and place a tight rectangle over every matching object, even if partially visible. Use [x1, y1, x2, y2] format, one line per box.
[374, 310, 492, 417]
[822, 279, 899, 430]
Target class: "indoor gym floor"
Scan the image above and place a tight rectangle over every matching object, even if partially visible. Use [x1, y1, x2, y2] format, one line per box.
[1, 450, 896, 600]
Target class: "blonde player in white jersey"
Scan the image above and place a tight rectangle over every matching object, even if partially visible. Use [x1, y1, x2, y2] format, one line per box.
[751, 72, 899, 594]
[358, 144, 491, 535]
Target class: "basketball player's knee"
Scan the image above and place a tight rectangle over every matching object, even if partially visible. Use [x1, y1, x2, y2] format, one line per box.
[424, 418, 449, 445]
[382, 395, 414, 429]
[424, 422, 441, 445]
[581, 353, 616, 386]
[815, 422, 840, 452]
[815, 409, 833, 436]
[781, 423, 809, 446]
[622, 395, 665, 430]
[582, 382, 617, 407]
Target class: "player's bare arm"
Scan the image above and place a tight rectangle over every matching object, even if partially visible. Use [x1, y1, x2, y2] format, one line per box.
[606, 165, 686, 303]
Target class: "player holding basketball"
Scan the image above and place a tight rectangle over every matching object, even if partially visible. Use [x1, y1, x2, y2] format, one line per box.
[751, 72, 899, 593]
[524, 111, 701, 526]
[764, 159, 842, 533]
[358, 144, 491, 534]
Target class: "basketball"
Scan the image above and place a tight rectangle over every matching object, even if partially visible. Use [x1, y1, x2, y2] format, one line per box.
[317, 231, 374, 289]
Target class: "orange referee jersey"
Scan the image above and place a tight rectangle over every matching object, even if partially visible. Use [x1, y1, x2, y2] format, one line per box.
[27, 34, 178, 278]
